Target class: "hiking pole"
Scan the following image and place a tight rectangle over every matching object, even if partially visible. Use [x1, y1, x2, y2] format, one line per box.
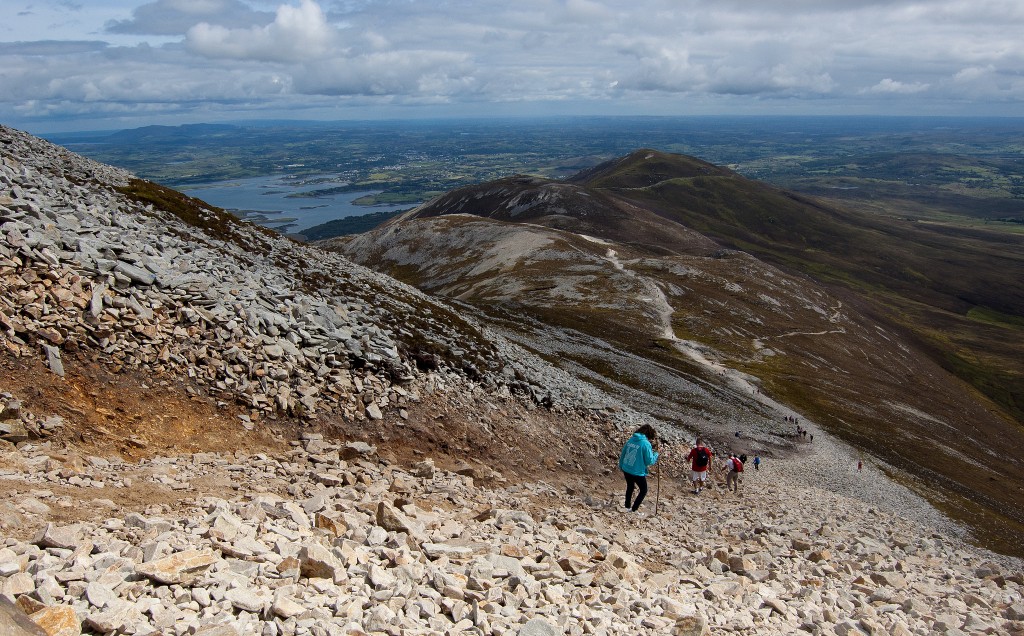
[654, 461, 661, 516]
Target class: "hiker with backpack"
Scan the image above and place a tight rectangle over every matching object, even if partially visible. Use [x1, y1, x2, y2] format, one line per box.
[686, 438, 713, 494]
[618, 424, 659, 514]
[724, 453, 743, 493]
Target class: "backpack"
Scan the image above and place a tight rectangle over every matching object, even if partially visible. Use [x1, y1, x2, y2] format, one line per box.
[733, 458, 743, 472]
[694, 447, 709, 468]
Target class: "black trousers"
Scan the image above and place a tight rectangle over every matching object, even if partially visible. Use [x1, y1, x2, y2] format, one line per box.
[623, 471, 648, 511]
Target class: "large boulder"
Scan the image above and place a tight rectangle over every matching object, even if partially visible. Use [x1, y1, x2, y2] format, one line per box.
[134, 550, 217, 585]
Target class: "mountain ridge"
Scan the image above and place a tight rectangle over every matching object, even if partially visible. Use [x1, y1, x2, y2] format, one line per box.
[327, 148, 1024, 556]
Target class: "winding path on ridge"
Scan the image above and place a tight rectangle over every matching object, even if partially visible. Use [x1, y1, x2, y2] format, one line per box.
[595, 246, 955, 530]
[601, 247, 799, 422]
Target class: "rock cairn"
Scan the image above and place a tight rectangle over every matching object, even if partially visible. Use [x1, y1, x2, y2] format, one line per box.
[2, 433, 1023, 635]
[0, 124, 647, 434]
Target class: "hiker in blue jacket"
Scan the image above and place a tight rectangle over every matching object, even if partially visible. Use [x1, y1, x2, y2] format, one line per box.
[618, 424, 659, 513]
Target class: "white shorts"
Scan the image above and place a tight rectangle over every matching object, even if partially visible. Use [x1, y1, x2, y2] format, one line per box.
[691, 470, 708, 482]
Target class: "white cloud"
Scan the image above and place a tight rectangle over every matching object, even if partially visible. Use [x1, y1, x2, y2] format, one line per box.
[186, 0, 334, 62]
[954, 65, 996, 83]
[862, 78, 930, 95]
[609, 37, 706, 92]
[292, 50, 474, 97]
[2, 0, 1024, 128]
[0, 43, 287, 106]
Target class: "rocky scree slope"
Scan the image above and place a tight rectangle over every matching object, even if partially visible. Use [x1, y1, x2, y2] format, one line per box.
[2, 407, 1023, 636]
[0, 123, 666, 440]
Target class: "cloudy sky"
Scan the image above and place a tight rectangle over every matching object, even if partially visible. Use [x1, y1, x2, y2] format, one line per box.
[2, 0, 1023, 132]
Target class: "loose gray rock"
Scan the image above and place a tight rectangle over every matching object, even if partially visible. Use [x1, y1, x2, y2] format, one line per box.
[33, 523, 81, 550]
[518, 618, 558, 636]
[42, 345, 64, 378]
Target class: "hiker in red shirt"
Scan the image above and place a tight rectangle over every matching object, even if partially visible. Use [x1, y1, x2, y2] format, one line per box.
[686, 438, 714, 494]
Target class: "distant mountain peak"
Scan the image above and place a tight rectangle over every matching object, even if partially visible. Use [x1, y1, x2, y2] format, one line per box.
[569, 147, 734, 189]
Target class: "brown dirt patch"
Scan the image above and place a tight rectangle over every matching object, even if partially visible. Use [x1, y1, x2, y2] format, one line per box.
[1, 349, 287, 460]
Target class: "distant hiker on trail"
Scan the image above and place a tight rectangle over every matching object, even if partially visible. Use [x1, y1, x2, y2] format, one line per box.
[686, 438, 713, 494]
[858, 460, 863, 472]
[753, 455, 761, 470]
[724, 454, 743, 493]
[618, 424, 659, 513]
